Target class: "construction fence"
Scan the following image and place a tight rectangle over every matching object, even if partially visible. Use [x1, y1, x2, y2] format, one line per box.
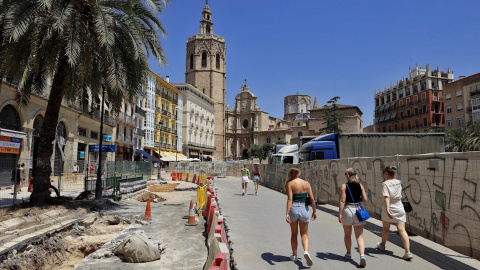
[243, 151, 480, 261]
[0, 157, 153, 207]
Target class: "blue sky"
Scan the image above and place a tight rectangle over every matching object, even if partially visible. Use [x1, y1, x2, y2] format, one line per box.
[150, 0, 480, 127]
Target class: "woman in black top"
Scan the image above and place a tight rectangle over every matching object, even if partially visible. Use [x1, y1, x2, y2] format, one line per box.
[338, 168, 368, 267]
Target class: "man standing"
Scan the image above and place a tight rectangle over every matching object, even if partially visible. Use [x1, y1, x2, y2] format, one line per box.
[10, 164, 21, 194]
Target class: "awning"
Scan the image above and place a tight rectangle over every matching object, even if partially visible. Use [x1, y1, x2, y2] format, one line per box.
[385, 104, 390, 110]
[379, 115, 385, 122]
[375, 117, 380, 123]
[390, 101, 396, 108]
[379, 106, 384, 111]
[390, 112, 397, 120]
[136, 149, 152, 158]
[0, 128, 26, 139]
[152, 150, 163, 158]
[385, 113, 391, 121]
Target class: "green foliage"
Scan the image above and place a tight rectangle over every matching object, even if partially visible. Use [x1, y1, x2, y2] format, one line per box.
[248, 143, 272, 161]
[444, 123, 480, 152]
[319, 96, 345, 134]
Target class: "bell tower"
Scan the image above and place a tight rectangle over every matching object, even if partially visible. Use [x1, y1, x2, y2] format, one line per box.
[185, 1, 226, 160]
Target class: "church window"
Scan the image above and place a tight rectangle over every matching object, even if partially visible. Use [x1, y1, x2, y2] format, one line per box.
[206, 25, 211, 34]
[243, 119, 249, 128]
[190, 54, 194, 69]
[216, 54, 220, 69]
[202, 52, 207, 67]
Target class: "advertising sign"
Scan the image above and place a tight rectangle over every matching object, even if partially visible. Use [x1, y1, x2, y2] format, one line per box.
[0, 135, 21, 154]
[88, 144, 116, 152]
[103, 135, 112, 141]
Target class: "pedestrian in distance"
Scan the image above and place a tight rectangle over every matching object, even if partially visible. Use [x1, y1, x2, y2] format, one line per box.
[19, 163, 26, 191]
[73, 162, 79, 173]
[338, 168, 368, 267]
[285, 167, 317, 266]
[376, 165, 413, 260]
[251, 164, 261, 195]
[240, 165, 250, 196]
[10, 164, 21, 194]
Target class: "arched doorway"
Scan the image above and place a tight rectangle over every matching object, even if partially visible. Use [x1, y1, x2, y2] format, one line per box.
[31, 115, 44, 177]
[54, 122, 66, 176]
[0, 105, 21, 186]
[242, 149, 249, 160]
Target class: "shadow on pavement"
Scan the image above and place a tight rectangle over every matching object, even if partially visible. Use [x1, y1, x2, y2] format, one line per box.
[261, 252, 309, 269]
[317, 205, 477, 270]
[316, 252, 359, 267]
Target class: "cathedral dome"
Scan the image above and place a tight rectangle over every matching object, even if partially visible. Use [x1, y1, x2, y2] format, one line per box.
[291, 113, 309, 122]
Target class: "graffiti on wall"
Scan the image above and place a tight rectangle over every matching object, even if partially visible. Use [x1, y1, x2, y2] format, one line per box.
[261, 152, 480, 259]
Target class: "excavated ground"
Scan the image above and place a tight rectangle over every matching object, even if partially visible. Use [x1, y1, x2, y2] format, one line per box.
[0, 213, 129, 270]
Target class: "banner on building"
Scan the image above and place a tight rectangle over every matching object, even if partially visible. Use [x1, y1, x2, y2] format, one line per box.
[0, 135, 21, 154]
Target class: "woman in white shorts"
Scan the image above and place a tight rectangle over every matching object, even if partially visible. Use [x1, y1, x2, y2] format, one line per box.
[338, 168, 368, 267]
[376, 166, 413, 260]
[240, 165, 250, 196]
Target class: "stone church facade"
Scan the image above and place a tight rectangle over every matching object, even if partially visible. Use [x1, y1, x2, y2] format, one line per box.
[225, 84, 364, 160]
[185, 2, 226, 161]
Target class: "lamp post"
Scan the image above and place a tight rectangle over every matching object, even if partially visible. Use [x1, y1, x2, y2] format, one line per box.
[175, 135, 178, 174]
[157, 120, 163, 180]
[95, 84, 106, 199]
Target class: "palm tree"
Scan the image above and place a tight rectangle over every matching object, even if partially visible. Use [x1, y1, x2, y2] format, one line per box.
[0, 0, 169, 204]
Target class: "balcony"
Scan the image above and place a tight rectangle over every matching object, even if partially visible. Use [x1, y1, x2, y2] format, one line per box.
[79, 107, 116, 127]
[135, 128, 145, 136]
[155, 107, 161, 113]
[135, 105, 146, 117]
[432, 96, 443, 102]
[187, 142, 217, 150]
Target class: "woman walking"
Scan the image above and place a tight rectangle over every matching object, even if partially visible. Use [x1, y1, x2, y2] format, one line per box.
[285, 167, 317, 266]
[251, 164, 261, 195]
[338, 168, 368, 267]
[240, 165, 250, 196]
[376, 166, 413, 260]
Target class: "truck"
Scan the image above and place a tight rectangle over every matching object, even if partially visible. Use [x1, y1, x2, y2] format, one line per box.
[298, 133, 445, 162]
[271, 144, 299, 164]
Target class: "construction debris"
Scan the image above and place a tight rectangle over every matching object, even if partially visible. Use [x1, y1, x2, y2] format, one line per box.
[112, 231, 164, 263]
[137, 192, 166, 203]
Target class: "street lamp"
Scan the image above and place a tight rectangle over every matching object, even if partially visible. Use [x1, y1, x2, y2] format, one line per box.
[175, 135, 178, 173]
[157, 120, 163, 180]
[95, 84, 106, 199]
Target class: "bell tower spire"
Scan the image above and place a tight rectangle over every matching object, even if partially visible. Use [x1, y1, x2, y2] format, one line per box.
[200, 1, 213, 34]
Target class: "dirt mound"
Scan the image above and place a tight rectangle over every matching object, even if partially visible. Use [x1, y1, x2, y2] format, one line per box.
[148, 183, 179, 193]
[0, 214, 129, 270]
[137, 192, 166, 203]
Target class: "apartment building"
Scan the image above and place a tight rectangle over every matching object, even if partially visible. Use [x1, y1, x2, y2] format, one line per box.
[151, 74, 186, 161]
[374, 64, 454, 132]
[443, 73, 480, 129]
[173, 83, 216, 160]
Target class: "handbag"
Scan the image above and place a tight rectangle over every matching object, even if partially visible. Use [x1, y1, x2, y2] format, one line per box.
[399, 181, 413, 213]
[345, 183, 371, 222]
[305, 197, 312, 207]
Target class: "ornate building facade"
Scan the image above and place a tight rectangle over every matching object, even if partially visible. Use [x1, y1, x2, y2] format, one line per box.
[185, 2, 226, 161]
[225, 83, 363, 160]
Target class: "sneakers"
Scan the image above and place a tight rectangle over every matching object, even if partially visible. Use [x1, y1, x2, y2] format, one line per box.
[403, 252, 413, 260]
[290, 254, 297, 261]
[242, 192, 245, 196]
[255, 192, 258, 196]
[304, 251, 313, 266]
[360, 255, 366, 267]
[375, 242, 386, 251]
[345, 253, 351, 259]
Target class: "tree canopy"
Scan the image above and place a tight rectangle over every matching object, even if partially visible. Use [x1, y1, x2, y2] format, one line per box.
[319, 96, 345, 134]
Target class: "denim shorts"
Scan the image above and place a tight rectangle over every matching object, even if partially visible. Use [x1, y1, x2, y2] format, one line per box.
[289, 201, 310, 223]
[252, 175, 259, 181]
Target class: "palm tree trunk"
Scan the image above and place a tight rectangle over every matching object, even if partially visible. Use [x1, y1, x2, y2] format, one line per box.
[30, 56, 68, 205]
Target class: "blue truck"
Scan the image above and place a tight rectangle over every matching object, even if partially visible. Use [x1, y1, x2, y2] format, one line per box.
[298, 133, 445, 162]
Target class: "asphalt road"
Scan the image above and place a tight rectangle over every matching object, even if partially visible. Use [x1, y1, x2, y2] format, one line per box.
[215, 177, 480, 270]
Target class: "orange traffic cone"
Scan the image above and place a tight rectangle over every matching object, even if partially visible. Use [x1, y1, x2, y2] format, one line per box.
[144, 198, 152, 221]
[183, 200, 193, 219]
[185, 200, 198, 226]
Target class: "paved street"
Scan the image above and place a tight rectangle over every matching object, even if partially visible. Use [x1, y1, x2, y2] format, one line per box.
[215, 177, 480, 270]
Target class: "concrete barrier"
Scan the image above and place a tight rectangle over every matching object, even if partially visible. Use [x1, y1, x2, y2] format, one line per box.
[205, 233, 229, 270]
[208, 252, 228, 270]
